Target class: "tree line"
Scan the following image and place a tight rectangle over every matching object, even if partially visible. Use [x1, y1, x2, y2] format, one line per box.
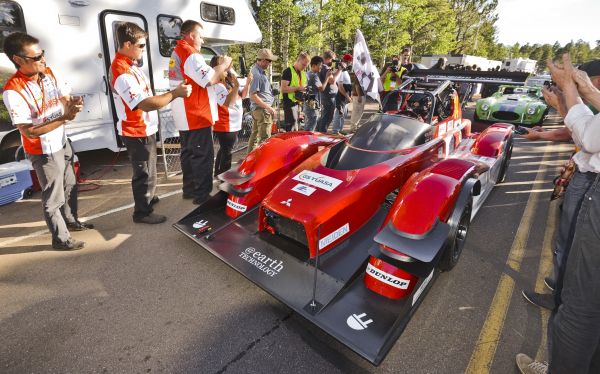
[229, 0, 600, 73]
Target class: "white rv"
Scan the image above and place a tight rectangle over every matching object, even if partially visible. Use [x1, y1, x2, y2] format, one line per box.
[501, 58, 537, 73]
[0, 0, 261, 158]
[420, 54, 501, 71]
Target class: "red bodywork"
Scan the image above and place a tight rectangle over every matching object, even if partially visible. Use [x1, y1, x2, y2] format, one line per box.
[220, 87, 513, 301]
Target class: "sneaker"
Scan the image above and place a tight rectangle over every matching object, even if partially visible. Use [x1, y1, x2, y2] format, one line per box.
[522, 290, 556, 310]
[52, 239, 85, 251]
[149, 196, 159, 207]
[544, 277, 555, 292]
[66, 221, 94, 231]
[515, 353, 547, 374]
[133, 213, 167, 224]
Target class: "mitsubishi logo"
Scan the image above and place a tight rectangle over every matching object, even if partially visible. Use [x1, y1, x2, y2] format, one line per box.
[280, 198, 292, 207]
[346, 313, 373, 331]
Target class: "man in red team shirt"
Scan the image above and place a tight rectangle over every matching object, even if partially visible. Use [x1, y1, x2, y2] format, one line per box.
[111, 22, 191, 224]
[169, 20, 232, 205]
[3, 32, 89, 250]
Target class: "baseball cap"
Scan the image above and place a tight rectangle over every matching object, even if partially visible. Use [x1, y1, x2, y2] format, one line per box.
[256, 48, 278, 61]
[579, 60, 600, 77]
[342, 53, 353, 62]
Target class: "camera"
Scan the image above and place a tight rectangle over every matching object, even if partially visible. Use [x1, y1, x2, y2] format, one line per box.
[390, 60, 400, 73]
[332, 58, 349, 71]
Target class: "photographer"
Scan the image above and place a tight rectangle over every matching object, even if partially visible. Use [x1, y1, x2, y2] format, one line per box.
[303, 56, 328, 131]
[332, 54, 353, 135]
[280, 52, 309, 132]
[316, 50, 343, 133]
[379, 55, 406, 101]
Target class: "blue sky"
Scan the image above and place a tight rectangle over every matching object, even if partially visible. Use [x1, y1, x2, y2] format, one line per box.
[495, 0, 599, 46]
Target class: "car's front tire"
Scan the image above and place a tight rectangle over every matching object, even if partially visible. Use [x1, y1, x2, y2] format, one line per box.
[438, 204, 471, 271]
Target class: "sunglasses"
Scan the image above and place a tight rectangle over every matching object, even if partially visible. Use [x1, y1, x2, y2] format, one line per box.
[18, 50, 45, 62]
[136, 43, 146, 49]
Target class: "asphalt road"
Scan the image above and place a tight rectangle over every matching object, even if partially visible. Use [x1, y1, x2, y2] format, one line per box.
[0, 108, 571, 373]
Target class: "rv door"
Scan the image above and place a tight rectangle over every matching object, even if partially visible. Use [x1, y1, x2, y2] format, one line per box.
[100, 11, 157, 146]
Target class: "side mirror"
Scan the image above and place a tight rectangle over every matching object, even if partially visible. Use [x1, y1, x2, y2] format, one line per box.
[239, 56, 247, 77]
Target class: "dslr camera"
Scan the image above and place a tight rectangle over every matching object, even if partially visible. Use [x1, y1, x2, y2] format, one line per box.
[390, 60, 400, 73]
[332, 58, 350, 71]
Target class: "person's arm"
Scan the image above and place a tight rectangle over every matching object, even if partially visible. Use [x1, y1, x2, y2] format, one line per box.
[3, 89, 81, 138]
[338, 80, 350, 100]
[136, 81, 191, 112]
[542, 86, 568, 117]
[281, 68, 301, 94]
[564, 103, 600, 153]
[241, 73, 252, 98]
[317, 72, 329, 92]
[521, 127, 572, 142]
[547, 54, 583, 111]
[209, 56, 233, 86]
[572, 69, 600, 111]
[250, 92, 275, 115]
[223, 77, 240, 107]
[15, 100, 81, 138]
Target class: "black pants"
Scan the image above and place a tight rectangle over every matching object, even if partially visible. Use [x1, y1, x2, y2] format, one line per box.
[283, 103, 299, 132]
[121, 134, 157, 219]
[179, 127, 214, 200]
[214, 131, 237, 176]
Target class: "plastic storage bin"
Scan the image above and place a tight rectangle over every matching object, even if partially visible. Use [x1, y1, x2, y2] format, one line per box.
[0, 161, 33, 206]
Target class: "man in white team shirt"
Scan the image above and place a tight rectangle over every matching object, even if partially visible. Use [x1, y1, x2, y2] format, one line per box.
[3, 32, 89, 250]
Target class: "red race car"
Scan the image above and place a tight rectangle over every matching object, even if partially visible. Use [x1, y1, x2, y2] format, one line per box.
[175, 78, 514, 365]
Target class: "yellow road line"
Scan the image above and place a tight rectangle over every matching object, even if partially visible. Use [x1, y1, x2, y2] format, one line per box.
[465, 144, 552, 373]
[534, 201, 558, 361]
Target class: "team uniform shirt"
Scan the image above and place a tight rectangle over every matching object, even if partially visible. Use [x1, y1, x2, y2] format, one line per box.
[111, 52, 156, 137]
[3, 68, 70, 155]
[212, 83, 243, 133]
[565, 103, 600, 173]
[168, 39, 217, 131]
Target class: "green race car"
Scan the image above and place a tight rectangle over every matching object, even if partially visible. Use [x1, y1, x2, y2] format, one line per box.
[474, 85, 549, 126]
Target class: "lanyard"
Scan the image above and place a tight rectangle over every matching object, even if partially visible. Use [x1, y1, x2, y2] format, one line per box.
[130, 64, 151, 96]
[23, 76, 47, 117]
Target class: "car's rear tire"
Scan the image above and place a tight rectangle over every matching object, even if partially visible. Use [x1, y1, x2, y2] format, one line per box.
[438, 205, 471, 271]
[496, 138, 513, 184]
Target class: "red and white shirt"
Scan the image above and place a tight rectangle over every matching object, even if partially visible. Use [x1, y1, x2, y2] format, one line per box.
[168, 39, 216, 131]
[3, 68, 70, 155]
[111, 52, 157, 137]
[212, 83, 243, 133]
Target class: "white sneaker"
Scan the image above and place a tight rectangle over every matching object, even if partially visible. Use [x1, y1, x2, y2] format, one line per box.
[515, 353, 548, 374]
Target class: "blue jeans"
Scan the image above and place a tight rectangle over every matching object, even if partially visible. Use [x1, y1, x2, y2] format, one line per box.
[553, 170, 597, 306]
[332, 103, 348, 133]
[303, 103, 319, 131]
[549, 173, 600, 373]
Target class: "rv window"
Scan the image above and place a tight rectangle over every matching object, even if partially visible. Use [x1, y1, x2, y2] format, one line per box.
[200, 3, 235, 25]
[0, 0, 26, 53]
[157, 15, 182, 57]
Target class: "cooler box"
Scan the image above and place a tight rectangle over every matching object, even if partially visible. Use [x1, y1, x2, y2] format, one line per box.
[0, 161, 33, 206]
